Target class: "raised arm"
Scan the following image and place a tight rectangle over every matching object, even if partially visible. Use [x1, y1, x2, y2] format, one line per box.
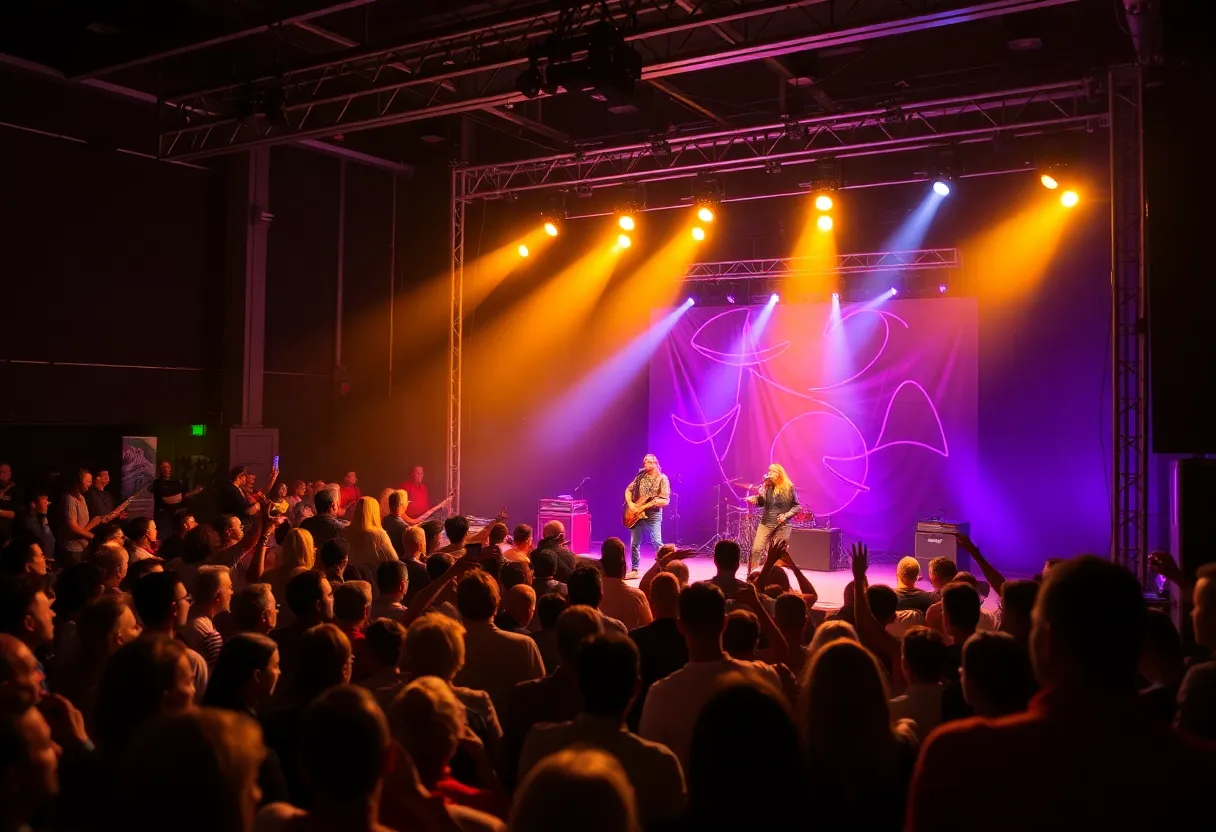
[850, 543, 906, 694]
[402, 555, 481, 627]
[776, 544, 819, 606]
[956, 534, 1005, 595]
[731, 581, 788, 667]
[639, 547, 690, 597]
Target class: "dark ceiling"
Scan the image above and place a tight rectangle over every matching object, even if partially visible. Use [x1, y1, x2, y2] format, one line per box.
[0, 0, 1137, 168]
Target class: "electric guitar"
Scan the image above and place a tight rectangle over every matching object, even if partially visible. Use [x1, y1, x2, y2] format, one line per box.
[622, 497, 663, 530]
[414, 493, 454, 524]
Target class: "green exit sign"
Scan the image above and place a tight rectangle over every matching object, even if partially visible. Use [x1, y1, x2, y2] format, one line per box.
[190, 424, 207, 437]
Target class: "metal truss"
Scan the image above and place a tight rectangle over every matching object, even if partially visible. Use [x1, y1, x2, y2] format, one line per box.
[462, 81, 1104, 198]
[158, 0, 1082, 160]
[684, 248, 959, 280]
[448, 169, 466, 514]
[1108, 64, 1149, 586]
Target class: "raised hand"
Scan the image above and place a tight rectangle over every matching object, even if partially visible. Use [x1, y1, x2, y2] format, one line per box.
[850, 542, 869, 580]
[730, 581, 762, 609]
[957, 533, 980, 555]
[1149, 551, 1184, 585]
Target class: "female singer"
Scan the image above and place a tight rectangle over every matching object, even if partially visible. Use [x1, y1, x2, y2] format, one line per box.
[745, 463, 801, 571]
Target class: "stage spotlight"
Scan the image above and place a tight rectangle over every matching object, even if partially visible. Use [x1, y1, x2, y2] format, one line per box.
[726, 294, 736, 304]
[1040, 173, 1059, 190]
[691, 226, 706, 241]
[770, 293, 780, 303]
[932, 180, 951, 197]
[616, 233, 632, 249]
[831, 292, 840, 300]
[939, 284, 947, 294]
[817, 215, 834, 232]
[890, 287, 899, 296]
[1060, 190, 1079, 208]
[696, 206, 715, 223]
[543, 221, 559, 237]
[618, 215, 635, 231]
[517, 244, 530, 258]
[814, 193, 833, 212]
[686, 296, 696, 306]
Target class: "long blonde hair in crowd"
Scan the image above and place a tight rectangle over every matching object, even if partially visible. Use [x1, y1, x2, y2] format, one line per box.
[351, 496, 385, 534]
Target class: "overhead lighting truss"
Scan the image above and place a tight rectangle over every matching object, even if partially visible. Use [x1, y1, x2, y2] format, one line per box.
[157, 0, 1085, 161]
[684, 248, 960, 281]
[459, 80, 1105, 200]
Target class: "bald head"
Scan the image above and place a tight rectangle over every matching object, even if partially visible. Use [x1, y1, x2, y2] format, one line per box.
[0, 633, 42, 712]
[503, 584, 537, 630]
[648, 572, 681, 619]
[542, 520, 565, 541]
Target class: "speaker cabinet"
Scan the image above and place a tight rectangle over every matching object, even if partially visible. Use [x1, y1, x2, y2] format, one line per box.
[787, 527, 843, 571]
[914, 530, 974, 575]
[537, 511, 591, 556]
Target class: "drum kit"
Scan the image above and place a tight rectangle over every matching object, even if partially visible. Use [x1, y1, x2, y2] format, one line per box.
[697, 476, 820, 554]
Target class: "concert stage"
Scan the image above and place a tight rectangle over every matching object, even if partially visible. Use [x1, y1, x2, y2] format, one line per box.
[612, 552, 1002, 616]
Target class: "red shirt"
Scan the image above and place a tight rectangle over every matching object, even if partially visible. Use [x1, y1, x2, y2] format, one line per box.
[339, 485, 362, 510]
[339, 625, 373, 682]
[431, 769, 507, 819]
[906, 688, 1216, 832]
[400, 482, 430, 515]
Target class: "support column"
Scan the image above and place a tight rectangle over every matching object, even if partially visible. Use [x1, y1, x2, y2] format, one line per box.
[447, 167, 466, 514]
[224, 147, 277, 476]
[1109, 64, 1149, 587]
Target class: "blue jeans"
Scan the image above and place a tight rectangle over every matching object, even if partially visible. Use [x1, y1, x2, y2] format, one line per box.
[629, 512, 663, 571]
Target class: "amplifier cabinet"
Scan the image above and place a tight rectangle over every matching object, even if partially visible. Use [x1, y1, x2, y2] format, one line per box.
[537, 510, 591, 556]
[787, 527, 843, 572]
[914, 530, 973, 575]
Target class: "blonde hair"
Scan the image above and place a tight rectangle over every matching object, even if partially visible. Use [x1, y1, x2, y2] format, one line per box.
[896, 556, 921, 586]
[401, 525, 426, 560]
[797, 640, 902, 792]
[511, 748, 639, 832]
[403, 613, 466, 681]
[388, 676, 465, 782]
[768, 462, 794, 501]
[807, 619, 858, 656]
[122, 709, 266, 832]
[351, 496, 384, 534]
[279, 528, 316, 571]
[377, 488, 393, 520]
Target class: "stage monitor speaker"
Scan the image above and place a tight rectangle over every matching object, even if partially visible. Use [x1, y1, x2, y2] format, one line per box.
[1171, 459, 1216, 652]
[537, 511, 591, 556]
[914, 533, 973, 575]
[787, 527, 842, 572]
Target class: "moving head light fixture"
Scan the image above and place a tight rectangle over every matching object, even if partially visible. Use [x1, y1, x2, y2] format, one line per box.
[515, 14, 642, 103]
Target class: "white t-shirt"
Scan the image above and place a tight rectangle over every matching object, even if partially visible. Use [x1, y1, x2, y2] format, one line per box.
[638, 656, 781, 772]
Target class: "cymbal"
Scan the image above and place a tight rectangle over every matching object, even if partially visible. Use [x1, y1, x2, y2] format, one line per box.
[735, 482, 761, 490]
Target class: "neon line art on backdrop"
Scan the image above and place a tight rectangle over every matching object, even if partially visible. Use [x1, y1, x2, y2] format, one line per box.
[670, 305, 950, 517]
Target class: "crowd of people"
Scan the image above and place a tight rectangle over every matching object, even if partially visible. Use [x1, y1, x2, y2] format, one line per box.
[1, 457, 1215, 831]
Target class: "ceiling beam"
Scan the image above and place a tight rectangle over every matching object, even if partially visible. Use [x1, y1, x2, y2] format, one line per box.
[648, 79, 730, 126]
[74, 0, 386, 80]
[159, 0, 1084, 160]
[292, 19, 570, 149]
[0, 52, 412, 174]
[673, 0, 838, 113]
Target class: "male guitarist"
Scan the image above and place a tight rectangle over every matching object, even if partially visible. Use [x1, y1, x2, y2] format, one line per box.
[623, 454, 671, 579]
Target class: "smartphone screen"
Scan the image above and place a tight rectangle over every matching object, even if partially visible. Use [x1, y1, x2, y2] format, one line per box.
[272, 454, 280, 469]
[465, 542, 484, 561]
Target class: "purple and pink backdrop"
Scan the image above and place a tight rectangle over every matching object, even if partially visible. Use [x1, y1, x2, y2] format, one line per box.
[649, 298, 978, 556]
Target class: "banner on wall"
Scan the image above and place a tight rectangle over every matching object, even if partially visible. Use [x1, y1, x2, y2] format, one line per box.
[121, 436, 158, 518]
[648, 298, 978, 557]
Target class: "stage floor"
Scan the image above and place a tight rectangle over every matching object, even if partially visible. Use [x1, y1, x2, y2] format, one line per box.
[617, 552, 1001, 614]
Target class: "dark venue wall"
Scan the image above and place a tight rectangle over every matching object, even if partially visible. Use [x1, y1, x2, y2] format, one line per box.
[0, 83, 449, 492]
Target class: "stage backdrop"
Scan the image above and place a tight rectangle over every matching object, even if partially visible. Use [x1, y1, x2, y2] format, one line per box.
[649, 298, 978, 557]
